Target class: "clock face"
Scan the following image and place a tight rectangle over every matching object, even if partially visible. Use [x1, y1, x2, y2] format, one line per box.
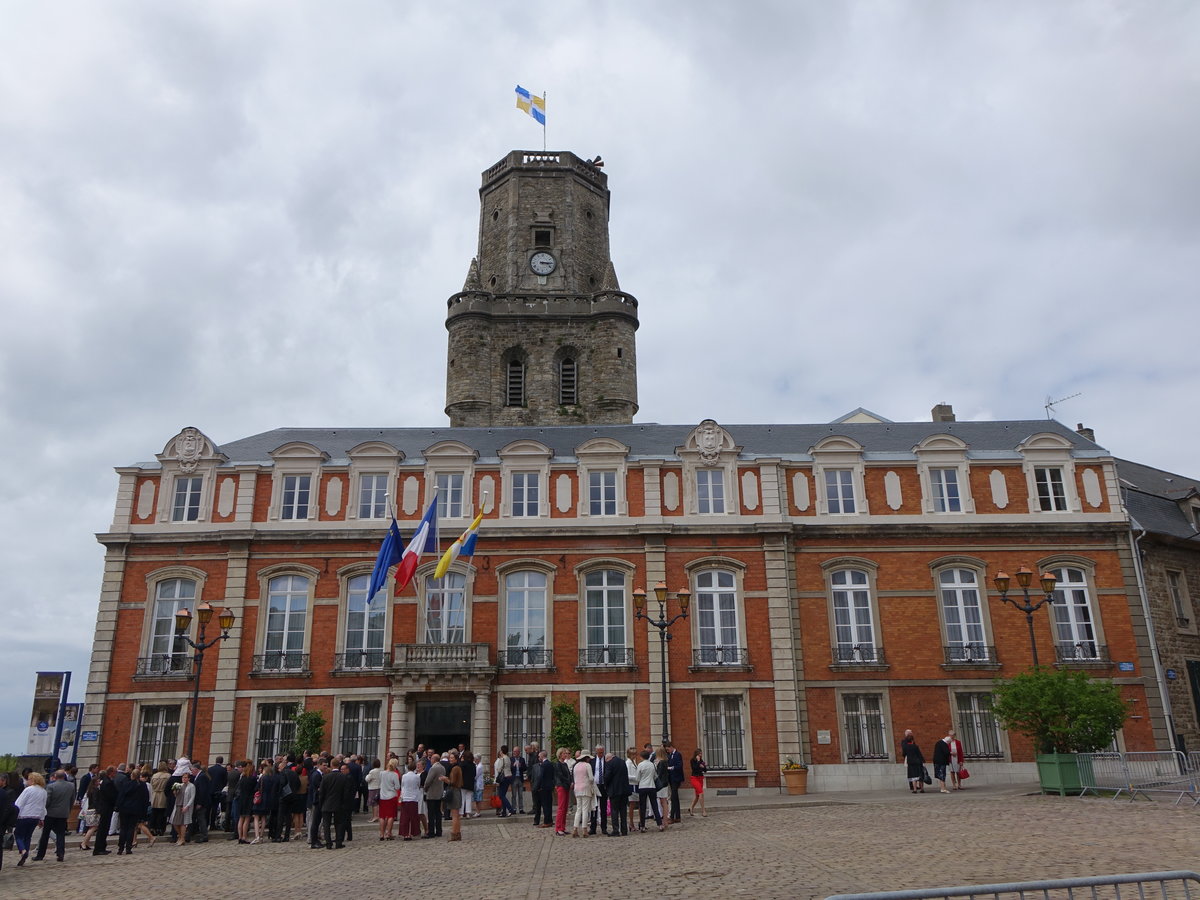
[530, 251, 557, 275]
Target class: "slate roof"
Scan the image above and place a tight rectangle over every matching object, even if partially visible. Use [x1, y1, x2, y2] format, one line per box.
[142, 418, 1105, 468]
[1117, 458, 1200, 542]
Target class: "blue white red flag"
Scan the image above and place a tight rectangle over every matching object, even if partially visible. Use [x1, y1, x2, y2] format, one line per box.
[394, 497, 438, 592]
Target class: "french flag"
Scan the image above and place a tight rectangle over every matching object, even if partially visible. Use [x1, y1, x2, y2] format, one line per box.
[394, 496, 438, 592]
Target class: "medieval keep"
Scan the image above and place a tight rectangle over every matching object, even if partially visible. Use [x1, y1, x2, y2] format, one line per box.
[79, 150, 1193, 793]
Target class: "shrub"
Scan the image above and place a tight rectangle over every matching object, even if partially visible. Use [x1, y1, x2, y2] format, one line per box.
[992, 667, 1129, 754]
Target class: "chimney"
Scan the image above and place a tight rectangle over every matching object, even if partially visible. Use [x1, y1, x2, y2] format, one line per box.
[931, 403, 956, 423]
[1076, 423, 1096, 442]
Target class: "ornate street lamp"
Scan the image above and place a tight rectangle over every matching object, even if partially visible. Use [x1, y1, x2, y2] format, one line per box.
[175, 602, 236, 760]
[633, 582, 691, 743]
[993, 566, 1058, 668]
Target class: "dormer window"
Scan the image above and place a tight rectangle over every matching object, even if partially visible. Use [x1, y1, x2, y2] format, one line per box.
[171, 477, 203, 522]
[1034, 467, 1068, 511]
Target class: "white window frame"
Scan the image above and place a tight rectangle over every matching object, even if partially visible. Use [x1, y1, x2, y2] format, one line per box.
[575, 437, 630, 519]
[342, 572, 387, 668]
[510, 471, 541, 517]
[499, 440, 552, 520]
[589, 470, 618, 517]
[357, 473, 389, 520]
[811, 436, 869, 517]
[436, 472, 465, 519]
[679, 421, 740, 517]
[937, 566, 991, 661]
[338, 699, 382, 758]
[1034, 466, 1068, 512]
[699, 693, 746, 770]
[147, 577, 197, 673]
[692, 567, 744, 666]
[696, 468, 726, 514]
[913, 434, 975, 515]
[824, 468, 856, 514]
[1018, 433, 1080, 514]
[830, 569, 878, 662]
[839, 691, 890, 761]
[582, 568, 628, 664]
[930, 468, 962, 512]
[1047, 564, 1102, 659]
[267, 442, 328, 523]
[171, 476, 204, 522]
[254, 566, 317, 671]
[501, 567, 550, 667]
[424, 440, 479, 524]
[952, 691, 1006, 759]
[424, 571, 469, 644]
[345, 441, 402, 523]
[135, 704, 182, 764]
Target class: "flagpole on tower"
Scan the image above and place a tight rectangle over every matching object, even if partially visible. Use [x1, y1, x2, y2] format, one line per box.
[542, 90, 547, 150]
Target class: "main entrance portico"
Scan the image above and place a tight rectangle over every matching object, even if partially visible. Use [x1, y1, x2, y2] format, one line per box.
[388, 642, 495, 755]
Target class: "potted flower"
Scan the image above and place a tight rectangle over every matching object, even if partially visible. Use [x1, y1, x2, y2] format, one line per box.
[991, 667, 1129, 796]
[781, 757, 809, 795]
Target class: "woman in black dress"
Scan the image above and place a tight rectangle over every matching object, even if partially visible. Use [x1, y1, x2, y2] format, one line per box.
[900, 730, 926, 793]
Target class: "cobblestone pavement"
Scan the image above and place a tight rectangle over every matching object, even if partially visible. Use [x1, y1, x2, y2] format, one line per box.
[4, 790, 1198, 900]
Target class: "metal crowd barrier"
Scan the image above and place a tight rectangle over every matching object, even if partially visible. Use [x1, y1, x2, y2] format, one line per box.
[1077, 751, 1198, 805]
[825, 870, 1200, 900]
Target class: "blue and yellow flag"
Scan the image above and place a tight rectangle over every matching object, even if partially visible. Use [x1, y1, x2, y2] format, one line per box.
[515, 85, 546, 125]
[433, 510, 484, 579]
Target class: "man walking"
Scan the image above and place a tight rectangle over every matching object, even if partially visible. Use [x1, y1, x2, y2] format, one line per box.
[601, 751, 631, 836]
[307, 760, 325, 849]
[33, 770, 74, 861]
[318, 761, 349, 849]
[207, 756, 227, 831]
[590, 745, 608, 835]
[665, 741, 685, 822]
[191, 763, 211, 843]
[92, 767, 118, 855]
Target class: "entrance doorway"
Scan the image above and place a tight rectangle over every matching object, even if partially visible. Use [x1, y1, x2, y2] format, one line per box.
[413, 700, 472, 754]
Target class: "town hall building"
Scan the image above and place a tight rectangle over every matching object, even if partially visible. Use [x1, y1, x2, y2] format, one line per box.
[79, 151, 1171, 792]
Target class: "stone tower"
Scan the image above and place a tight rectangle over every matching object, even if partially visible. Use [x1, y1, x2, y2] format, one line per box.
[444, 151, 639, 427]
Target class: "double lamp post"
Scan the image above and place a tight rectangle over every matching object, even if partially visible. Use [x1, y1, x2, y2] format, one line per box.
[993, 565, 1058, 667]
[174, 602, 236, 760]
[633, 582, 690, 744]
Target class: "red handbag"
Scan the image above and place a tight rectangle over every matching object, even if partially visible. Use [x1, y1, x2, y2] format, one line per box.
[958, 766, 970, 780]
[489, 793, 503, 809]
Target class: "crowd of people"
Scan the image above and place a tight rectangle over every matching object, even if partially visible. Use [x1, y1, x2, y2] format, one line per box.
[0, 739, 711, 872]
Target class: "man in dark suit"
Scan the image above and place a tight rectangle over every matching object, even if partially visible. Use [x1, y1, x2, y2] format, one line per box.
[307, 761, 325, 849]
[601, 751, 631, 836]
[93, 767, 118, 855]
[423, 755, 445, 838]
[319, 762, 350, 848]
[338, 763, 358, 843]
[530, 750, 554, 827]
[665, 741, 685, 822]
[191, 764, 212, 843]
[207, 756, 227, 831]
[589, 745, 608, 834]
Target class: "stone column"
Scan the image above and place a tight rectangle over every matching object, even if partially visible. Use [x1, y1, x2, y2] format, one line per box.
[763, 528, 804, 775]
[388, 690, 409, 753]
[208, 542, 249, 759]
[472, 690, 491, 758]
[78, 542, 129, 770]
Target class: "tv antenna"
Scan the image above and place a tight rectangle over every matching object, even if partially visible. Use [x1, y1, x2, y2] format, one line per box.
[1044, 392, 1082, 419]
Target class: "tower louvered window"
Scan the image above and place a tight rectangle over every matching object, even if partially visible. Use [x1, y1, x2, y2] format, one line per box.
[559, 357, 577, 405]
[506, 359, 525, 407]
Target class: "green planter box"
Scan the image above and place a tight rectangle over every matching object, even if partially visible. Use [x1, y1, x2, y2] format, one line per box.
[1036, 752, 1082, 796]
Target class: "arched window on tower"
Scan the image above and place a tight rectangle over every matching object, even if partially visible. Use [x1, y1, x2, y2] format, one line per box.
[506, 359, 525, 407]
[559, 357, 577, 405]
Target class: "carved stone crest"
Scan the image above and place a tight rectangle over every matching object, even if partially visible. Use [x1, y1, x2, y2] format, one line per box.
[177, 427, 203, 473]
[697, 419, 723, 465]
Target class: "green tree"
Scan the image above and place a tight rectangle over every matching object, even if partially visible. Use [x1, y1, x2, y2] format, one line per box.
[992, 668, 1129, 754]
[549, 699, 582, 754]
[291, 707, 326, 757]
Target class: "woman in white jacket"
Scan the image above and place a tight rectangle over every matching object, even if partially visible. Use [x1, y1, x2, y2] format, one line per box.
[571, 750, 595, 837]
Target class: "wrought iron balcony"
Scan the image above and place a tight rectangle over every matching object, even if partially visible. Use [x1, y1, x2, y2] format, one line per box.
[135, 655, 193, 677]
[498, 646, 554, 669]
[1054, 641, 1111, 665]
[250, 651, 311, 674]
[832, 645, 886, 665]
[334, 650, 390, 671]
[943, 644, 998, 665]
[578, 646, 635, 667]
[692, 646, 749, 667]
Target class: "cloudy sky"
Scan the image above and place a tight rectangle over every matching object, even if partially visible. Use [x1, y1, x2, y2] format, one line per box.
[2, 0, 1197, 754]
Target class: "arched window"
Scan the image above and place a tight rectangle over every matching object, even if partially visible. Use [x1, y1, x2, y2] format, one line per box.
[343, 574, 386, 668]
[583, 570, 626, 664]
[939, 568, 989, 661]
[426, 572, 467, 644]
[694, 569, 742, 665]
[148, 578, 196, 674]
[504, 570, 547, 666]
[831, 569, 877, 662]
[558, 357, 577, 405]
[264, 575, 308, 671]
[1049, 567, 1099, 659]
[506, 359, 525, 407]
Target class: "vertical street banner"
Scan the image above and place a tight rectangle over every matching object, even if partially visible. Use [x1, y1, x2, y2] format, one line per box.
[28, 671, 67, 755]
